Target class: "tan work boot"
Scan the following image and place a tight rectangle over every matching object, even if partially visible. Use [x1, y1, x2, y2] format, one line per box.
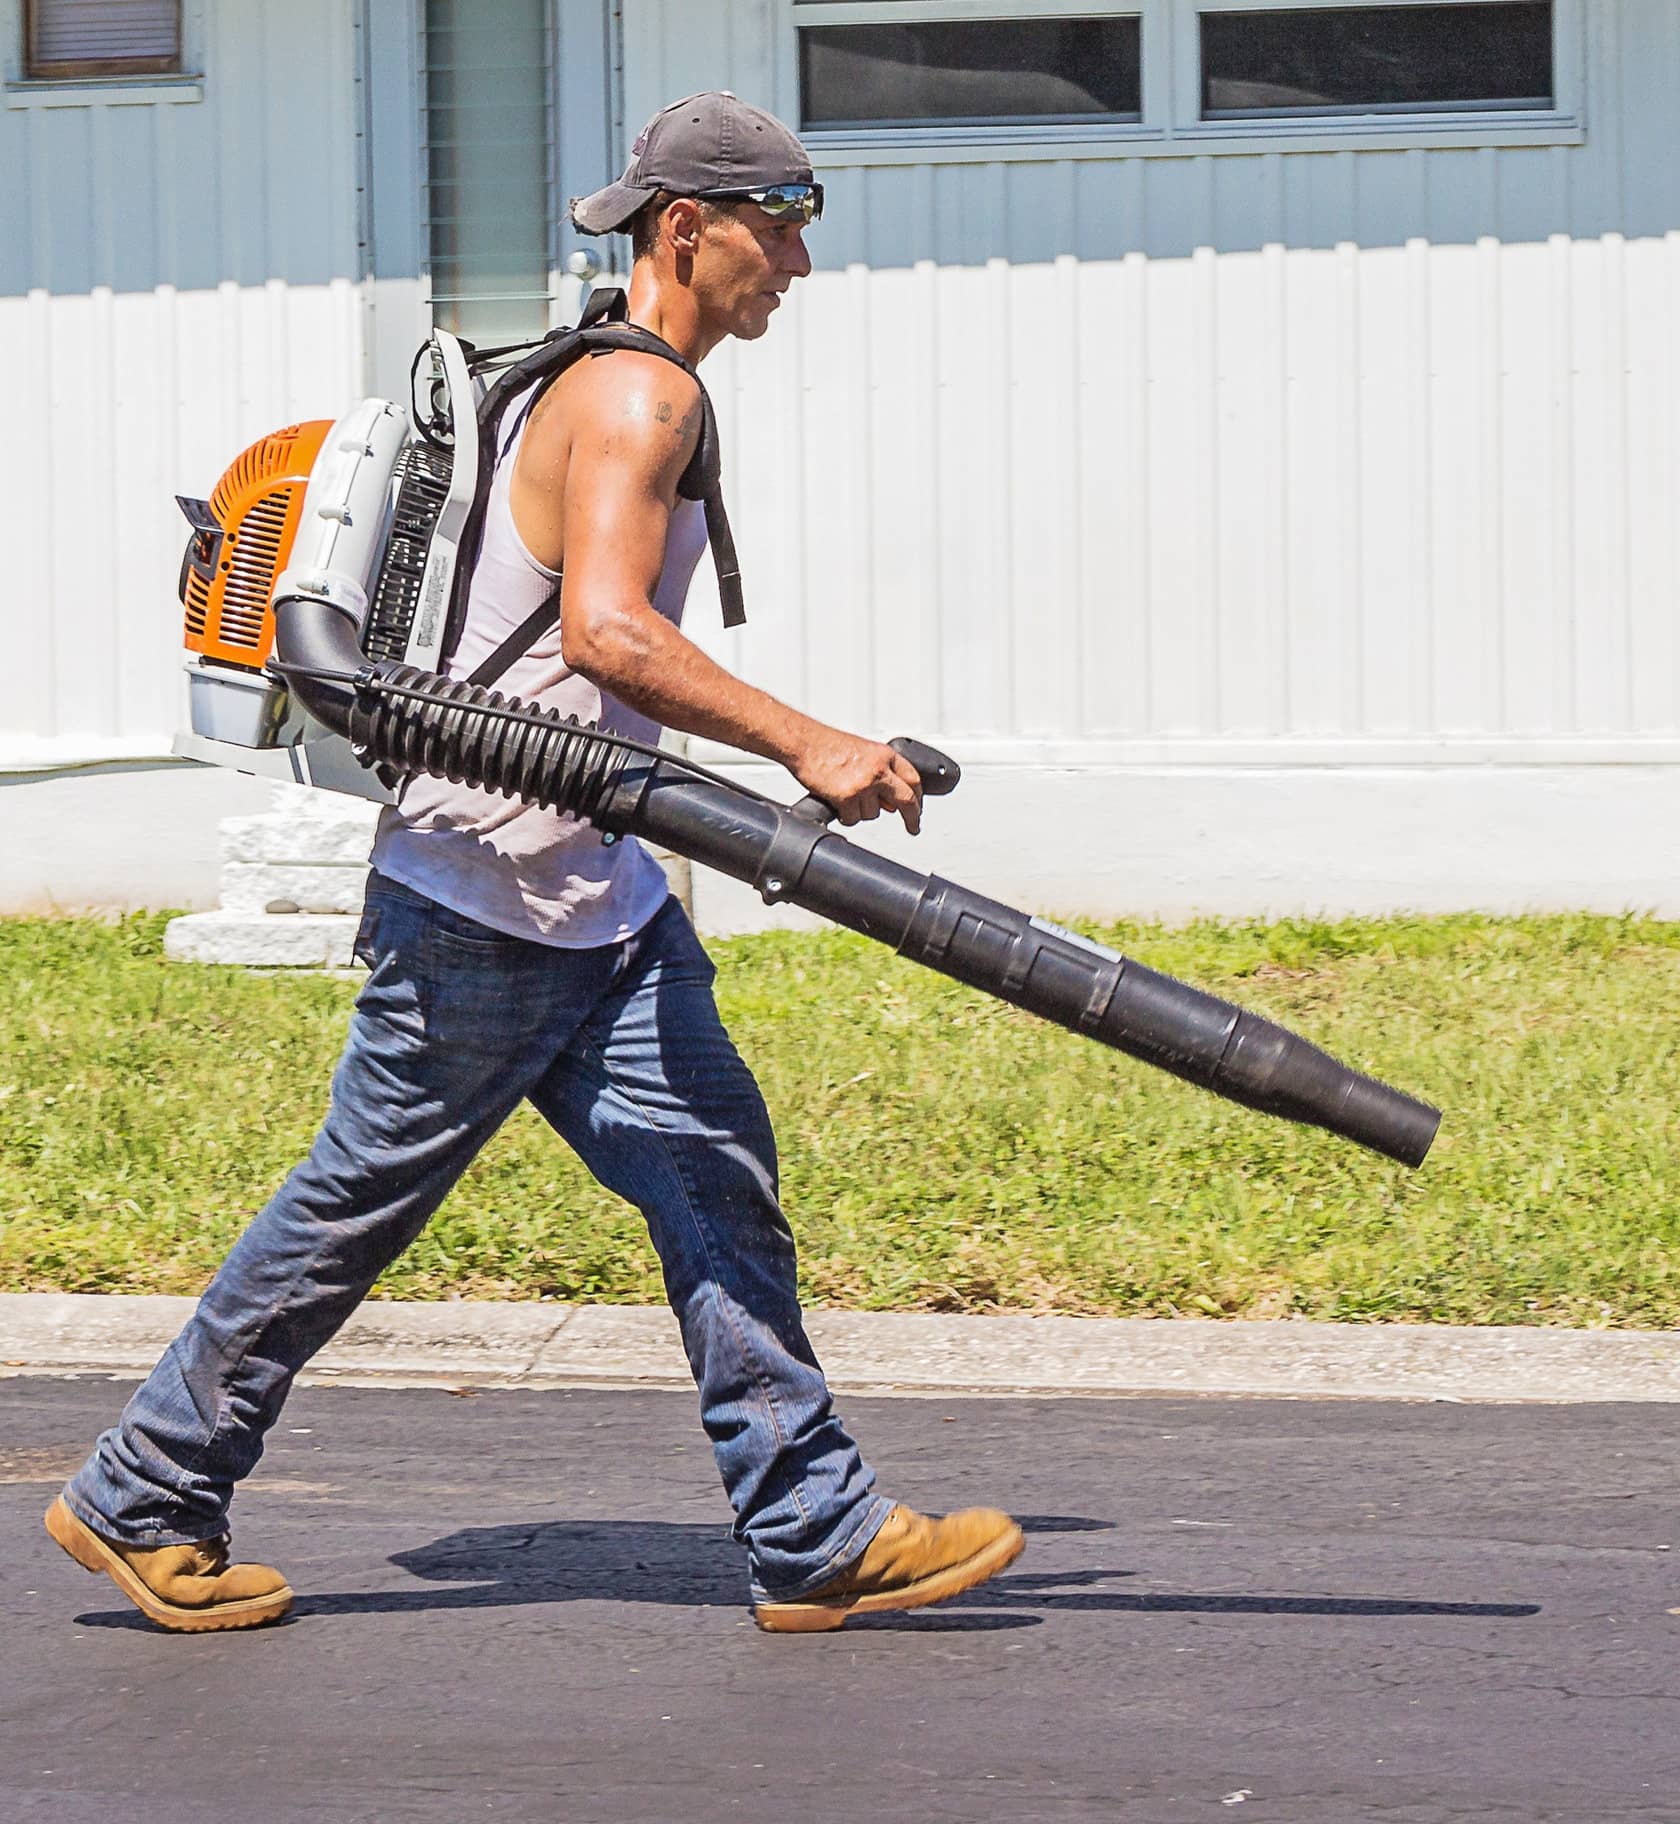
[44, 1494, 293, 1633]
[754, 1503, 1024, 1633]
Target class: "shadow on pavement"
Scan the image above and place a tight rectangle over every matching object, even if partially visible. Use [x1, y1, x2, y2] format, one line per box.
[70, 1513, 1539, 1630]
[977, 1569, 1541, 1618]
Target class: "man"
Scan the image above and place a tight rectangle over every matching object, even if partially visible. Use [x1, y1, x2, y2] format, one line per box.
[46, 93, 1024, 1635]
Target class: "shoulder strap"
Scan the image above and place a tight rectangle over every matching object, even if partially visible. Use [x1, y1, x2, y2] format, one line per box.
[577, 285, 626, 331]
[441, 289, 745, 674]
[465, 584, 561, 689]
[548, 317, 719, 504]
[451, 285, 625, 378]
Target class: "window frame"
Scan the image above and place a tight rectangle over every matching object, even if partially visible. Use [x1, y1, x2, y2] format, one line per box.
[1177, 0, 1579, 146]
[22, 0, 183, 81]
[795, 2, 1156, 136]
[785, 0, 1582, 166]
[787, 0, 1172, 152]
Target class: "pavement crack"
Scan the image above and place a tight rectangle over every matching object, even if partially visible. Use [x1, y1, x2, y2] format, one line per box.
[515, 1307, 577, 1383]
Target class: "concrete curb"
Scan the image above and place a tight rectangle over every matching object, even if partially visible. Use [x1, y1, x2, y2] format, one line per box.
[6, 1294, 1680, 1402]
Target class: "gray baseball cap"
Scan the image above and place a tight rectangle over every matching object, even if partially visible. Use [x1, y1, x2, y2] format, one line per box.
[570, 91, 814, 237]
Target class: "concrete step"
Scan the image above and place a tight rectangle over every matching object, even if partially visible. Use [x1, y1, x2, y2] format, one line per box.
[219, 807, 381, 868]
[218, 861, 372, 915]
[163, 909, 362, 967]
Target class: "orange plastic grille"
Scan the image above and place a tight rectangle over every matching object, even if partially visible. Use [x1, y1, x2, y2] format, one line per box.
[183, 567, 210, 640]
[183, 419, 331, 669]
[217, 490, 291, 651]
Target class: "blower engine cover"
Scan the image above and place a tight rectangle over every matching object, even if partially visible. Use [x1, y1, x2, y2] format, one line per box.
[173, 332, 479, 797]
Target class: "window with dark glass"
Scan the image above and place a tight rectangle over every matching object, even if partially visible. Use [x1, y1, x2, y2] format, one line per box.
[1199, 3, 1553, 118]
[25, 0, 182, 79]
[799, 17, 1143, 130]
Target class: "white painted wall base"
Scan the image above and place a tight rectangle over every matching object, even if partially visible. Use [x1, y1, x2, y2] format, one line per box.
[0, 762, 273, 915]
[688, 762, 1680, 935]
[9, 762, 1672, 940]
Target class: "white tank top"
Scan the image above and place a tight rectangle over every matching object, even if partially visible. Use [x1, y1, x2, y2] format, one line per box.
[369, 382, 709, 947]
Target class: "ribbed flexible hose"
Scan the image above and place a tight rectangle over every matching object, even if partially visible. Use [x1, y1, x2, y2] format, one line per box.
[348, 663, 632, 822]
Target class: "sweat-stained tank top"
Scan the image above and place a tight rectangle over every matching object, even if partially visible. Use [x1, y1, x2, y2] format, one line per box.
[369, 381, 709, 947]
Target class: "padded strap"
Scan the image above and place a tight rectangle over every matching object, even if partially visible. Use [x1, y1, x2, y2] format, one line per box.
[565, 320, 720, 503]
[460, 287, 628, 375]
[578, 285, 628, 330]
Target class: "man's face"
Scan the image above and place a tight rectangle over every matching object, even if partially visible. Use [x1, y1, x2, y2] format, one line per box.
[693, 202, 813, 341]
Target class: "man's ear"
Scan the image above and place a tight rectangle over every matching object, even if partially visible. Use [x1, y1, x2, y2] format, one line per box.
[664, 196, 706, 259]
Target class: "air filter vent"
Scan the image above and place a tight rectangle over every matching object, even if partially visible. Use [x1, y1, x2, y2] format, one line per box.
[181, 419, 331, 669]
[217, 490, 292, 652]
[361, 442, 454, 664]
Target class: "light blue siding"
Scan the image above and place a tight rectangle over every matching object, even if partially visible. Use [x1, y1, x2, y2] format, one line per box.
[7, 0, 1679, 786]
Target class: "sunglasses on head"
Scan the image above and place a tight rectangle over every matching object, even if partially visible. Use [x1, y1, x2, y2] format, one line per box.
[698, 182, 824, 224]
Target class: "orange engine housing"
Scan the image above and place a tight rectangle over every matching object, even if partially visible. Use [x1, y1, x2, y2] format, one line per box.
[181, 420, 331, 669]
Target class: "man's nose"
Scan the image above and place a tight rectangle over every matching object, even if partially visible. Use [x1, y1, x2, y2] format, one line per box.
[783, 229, 813, 279]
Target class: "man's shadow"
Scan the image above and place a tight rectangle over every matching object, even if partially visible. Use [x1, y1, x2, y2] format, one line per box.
[74, 1513, 1540, 1632]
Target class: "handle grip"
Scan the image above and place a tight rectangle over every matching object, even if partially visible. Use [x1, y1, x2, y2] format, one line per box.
[790, 736, 963, 826]
[890, 736, 960, 796]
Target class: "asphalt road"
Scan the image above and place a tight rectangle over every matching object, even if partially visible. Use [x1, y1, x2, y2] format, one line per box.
[3, 1377, 1677, 1823]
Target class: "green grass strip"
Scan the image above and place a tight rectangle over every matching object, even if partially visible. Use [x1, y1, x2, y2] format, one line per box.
[2, 910, 1676, 1325]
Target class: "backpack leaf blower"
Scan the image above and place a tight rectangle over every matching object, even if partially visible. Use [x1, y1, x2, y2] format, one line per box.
[174, 296, 1441, 1169]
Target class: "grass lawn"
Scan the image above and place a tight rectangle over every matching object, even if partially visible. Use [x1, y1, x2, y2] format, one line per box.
[2, 909, 1676, 1325]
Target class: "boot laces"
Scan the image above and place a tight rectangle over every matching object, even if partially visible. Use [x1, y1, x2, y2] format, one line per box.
[194, 1536, 231, 1576]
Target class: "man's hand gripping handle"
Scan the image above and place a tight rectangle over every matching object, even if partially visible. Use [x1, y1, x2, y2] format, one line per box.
[789, 737, 961, 827]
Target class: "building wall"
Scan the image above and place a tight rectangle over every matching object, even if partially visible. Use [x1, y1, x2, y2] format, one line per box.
[0, 0, 369, 765]
[632, 1, 1680, 760]
[0, 0, 631, 921]
[622, 1, 1680, 927]
[4, 2, 1676, 924]
[0, 0, 374, 912]
[0, 760, 271, 914]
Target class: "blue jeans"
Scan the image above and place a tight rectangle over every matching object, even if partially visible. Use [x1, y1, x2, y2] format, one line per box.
[65, 875, 890, 1600]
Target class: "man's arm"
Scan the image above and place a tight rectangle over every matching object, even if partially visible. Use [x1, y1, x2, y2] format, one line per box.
[517, 353, 920, 832]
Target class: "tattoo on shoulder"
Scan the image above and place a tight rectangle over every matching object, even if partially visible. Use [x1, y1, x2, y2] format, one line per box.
[621, 389, 700, 447]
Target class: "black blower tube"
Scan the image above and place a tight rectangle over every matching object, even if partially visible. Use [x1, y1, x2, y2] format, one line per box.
[275, 596, 1441, 1167]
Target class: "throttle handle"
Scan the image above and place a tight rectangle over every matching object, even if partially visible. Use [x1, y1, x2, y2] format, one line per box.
[789, 735, 963, 826]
